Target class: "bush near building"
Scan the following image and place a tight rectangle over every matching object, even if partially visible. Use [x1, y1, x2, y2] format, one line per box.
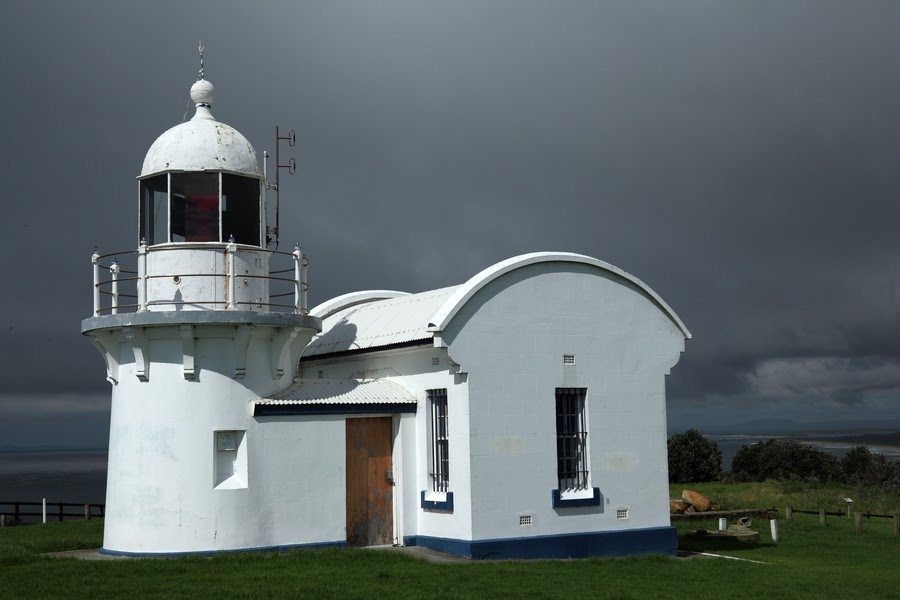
[667, 429, 722, 483]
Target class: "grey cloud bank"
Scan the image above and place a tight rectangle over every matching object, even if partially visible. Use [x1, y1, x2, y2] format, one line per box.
[1, 1, 898, 447]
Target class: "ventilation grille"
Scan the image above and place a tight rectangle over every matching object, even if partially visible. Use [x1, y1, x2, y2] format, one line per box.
[519, 514, 533, 526]
[616, 508, 629, 520]
[563, 354, 575, 365]
[432, 357, 440, 366]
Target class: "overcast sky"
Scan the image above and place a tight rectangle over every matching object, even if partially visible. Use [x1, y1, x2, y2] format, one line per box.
[1, 1, 899, 448]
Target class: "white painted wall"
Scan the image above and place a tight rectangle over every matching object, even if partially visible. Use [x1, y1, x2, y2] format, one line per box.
[98, 323, 337, 554]
[438, 261, 684, 542]
[145, 246, 270, 311]
[300, 347, 473, 543]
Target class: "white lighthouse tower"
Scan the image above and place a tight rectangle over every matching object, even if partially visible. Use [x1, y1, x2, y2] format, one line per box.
[82, 62, 323, 555]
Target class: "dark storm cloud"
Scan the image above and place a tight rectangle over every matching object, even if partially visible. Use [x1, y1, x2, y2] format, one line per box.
[1, 1, 899, 445]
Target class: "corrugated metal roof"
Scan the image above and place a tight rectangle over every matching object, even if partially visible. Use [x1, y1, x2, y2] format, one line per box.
[302, 285, 460, 358]
[257, 378, 417, 405]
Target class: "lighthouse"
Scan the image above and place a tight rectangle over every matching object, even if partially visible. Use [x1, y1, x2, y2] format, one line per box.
[83, 64, 323, 555]
[83, 55, 689, 560]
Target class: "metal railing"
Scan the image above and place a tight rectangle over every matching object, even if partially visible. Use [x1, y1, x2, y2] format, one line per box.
[91, 241, 309, 316]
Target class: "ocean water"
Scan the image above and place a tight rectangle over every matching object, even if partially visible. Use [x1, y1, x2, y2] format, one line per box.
[0, 450, 107, 506]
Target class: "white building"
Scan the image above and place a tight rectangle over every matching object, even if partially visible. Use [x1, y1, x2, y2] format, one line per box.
[83, 69, 690, 559]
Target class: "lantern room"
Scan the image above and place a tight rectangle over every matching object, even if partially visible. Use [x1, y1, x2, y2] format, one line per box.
[139, 79, 264, 247]
[89, 74, 309, 316]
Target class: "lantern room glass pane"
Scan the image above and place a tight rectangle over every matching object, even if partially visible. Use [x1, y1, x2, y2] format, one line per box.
[221, 174, 261, 246]
[139, 175, 168, 245]
[170, 173, 219, 242]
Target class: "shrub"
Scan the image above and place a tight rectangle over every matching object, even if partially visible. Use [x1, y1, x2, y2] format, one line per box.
[730, 439, 841, 482]
[667, 429, 722, 483]
[840, 446, 899, 488]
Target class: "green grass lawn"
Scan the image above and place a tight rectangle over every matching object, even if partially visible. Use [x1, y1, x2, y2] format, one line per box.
[1, 488, 898, 599]
[670, 479, 900, 515]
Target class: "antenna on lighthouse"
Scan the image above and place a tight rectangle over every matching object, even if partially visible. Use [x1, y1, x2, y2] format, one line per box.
[265, 126, 296, 248]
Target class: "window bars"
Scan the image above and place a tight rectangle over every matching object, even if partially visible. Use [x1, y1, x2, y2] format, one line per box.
[556, 387, 589, 491]
[428, 389, 449, 492]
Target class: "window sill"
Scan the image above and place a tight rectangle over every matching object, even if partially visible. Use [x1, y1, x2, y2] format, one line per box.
[551, 487, 600, 508]
[420, 490, 454, 512]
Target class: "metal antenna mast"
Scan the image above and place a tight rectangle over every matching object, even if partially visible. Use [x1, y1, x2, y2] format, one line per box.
[265, 127, 295, 248]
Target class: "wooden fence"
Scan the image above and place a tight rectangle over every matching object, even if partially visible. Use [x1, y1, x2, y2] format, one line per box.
[784, 506, 900, 535]
[0, 501, 105, 526]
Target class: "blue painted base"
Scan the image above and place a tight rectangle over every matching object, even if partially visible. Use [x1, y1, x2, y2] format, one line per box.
[404, 526, 676, 560]
[98, 539, 346, 558]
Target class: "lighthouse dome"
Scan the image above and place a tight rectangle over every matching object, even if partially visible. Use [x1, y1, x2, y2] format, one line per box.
[140, 79, 261, 178]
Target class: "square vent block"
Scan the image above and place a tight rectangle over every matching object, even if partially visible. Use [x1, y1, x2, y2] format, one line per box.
[616, 508, 629, 520]
[519, 514, 533, 526]
[563, 354, 575, 365]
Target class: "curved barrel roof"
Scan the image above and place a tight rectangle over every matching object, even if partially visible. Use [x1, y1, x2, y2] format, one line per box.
[302, 252, 690, 360]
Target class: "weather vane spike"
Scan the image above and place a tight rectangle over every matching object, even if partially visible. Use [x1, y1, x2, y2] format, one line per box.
[198, 41, 205, 80]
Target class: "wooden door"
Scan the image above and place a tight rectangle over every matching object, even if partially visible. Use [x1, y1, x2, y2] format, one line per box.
[346, 417, 394, 546]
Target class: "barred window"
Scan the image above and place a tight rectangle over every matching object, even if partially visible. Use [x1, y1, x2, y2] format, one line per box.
[556, 388, 588, 491]
[428, 389, 449, 492]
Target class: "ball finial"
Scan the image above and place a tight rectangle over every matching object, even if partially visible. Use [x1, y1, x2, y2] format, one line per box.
[190, 79, 215, 106]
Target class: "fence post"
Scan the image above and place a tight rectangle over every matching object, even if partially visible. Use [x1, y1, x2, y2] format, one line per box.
[84, 504, 91, 520]
[718, 517, 727, 531]
[770, 519, 779, 543]
[819, 507, 827, 526]
[58, 503, 63, 522]
[785, 506, 792, 521]
[893, 513, 899, 536]
[42, 498, 47, 524]
[853, 511, 862, 533]
[1, 515, 6, 527]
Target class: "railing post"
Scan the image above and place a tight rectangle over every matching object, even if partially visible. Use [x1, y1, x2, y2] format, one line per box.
[293, 244, 302, 314]
[92, 249, 100, 316]
[110, 259, 120, 315]
[138, 239, 148, 311]
[84, 504, 90, 520]
[226, 240, 237, 310]
[58, 503, 63, 522]
[42, 498, 47, 524]
[301, 253, 309, 314]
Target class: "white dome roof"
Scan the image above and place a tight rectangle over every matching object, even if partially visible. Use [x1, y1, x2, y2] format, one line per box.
[140, 80, 261, 178]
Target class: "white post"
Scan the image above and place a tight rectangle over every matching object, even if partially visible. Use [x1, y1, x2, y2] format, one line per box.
[293, 245, 302, 313]
[92, 249, 100, 316]
[138, 239, 148, 311]
[226, 241, 237, 310]
[42, 498, 47, 524]
[770, 518, 779, 543]
[110, 259, 120, 315]
[718, 518, 727, 532]
[301, 254, 308, 314]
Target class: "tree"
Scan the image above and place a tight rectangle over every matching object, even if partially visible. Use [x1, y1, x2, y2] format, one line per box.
[841, 446, 899, 487]
[667, 429, 722, 483]
[730, 439, 840, 482]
